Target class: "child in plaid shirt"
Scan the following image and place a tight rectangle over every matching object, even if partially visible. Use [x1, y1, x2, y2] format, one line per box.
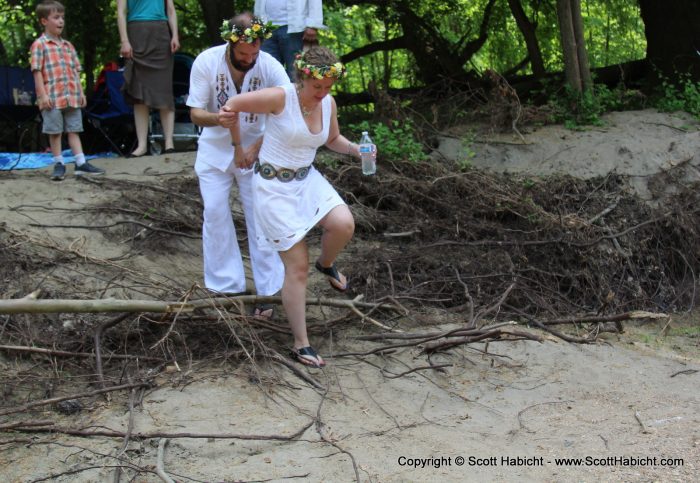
[30, 1, 105, 180]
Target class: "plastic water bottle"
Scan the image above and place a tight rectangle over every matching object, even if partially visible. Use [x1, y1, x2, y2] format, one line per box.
[359, 131, 376, 176]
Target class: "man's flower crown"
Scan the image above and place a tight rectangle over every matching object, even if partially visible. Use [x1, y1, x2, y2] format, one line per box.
[220, 16, 274, 44]
[294, 53, 347, 80]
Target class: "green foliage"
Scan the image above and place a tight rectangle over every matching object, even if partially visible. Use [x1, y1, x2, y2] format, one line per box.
[0, 1, 38, 67]
[654, 75, 700, 119]
[314, 149, 341, 169]
[0, 0, 665, 112]
[456, 131, 476, 171]
[546, 82, 645, 128]
[348, 120, 427, 163]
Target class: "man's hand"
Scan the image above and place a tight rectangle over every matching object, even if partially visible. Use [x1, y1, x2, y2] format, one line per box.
[303, 27, 318, 43]
[234, 149, 256, 169]
[245, 144, 260, 168]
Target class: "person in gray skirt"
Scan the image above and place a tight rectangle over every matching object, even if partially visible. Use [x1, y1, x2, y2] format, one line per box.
[117, 0, 180, 156]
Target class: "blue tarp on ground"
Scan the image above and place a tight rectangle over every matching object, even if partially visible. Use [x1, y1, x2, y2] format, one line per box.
[0, 149, 117, 171]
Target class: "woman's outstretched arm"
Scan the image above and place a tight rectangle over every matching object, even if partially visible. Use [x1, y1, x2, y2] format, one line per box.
[325, 97, 360, 158]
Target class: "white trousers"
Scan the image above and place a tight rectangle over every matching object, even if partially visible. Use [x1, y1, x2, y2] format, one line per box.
[195, 160, 284, 295]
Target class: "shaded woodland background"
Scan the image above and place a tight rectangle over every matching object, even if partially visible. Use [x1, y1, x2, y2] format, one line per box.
[1, 0, 699, 111]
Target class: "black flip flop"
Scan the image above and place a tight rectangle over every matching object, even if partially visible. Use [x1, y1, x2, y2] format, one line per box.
[290, 346, 326, 368]
[314, 260, 349, 292]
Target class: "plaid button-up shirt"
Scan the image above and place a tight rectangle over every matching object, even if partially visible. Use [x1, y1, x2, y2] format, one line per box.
[30, 33, 83, 109]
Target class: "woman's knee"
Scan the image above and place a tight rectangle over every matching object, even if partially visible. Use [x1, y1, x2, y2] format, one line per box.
[284, 262, 309, 284]
[327, 206, 355, 236]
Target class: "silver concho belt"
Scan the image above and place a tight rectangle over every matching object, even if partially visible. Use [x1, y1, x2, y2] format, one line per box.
[254, 161, 310, 182]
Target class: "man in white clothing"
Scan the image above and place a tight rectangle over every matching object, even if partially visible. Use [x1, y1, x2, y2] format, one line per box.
[187, 13, 288, 313]
[254, 0, 325, 80]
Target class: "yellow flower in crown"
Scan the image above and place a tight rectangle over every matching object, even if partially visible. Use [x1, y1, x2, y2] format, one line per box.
[220, 16, 276, 44]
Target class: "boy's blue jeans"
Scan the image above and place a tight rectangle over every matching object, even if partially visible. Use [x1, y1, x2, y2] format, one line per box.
[260, 25, 303, 81]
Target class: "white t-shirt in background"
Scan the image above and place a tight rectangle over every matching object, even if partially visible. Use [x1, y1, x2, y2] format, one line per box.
[264, 0, 288, 25]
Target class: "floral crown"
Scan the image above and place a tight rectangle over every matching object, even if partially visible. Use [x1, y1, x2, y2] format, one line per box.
[294, 52, 347, 80]
[220, 16, 274, 44]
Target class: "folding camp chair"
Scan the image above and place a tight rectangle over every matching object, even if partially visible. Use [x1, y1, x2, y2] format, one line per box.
[85, 70, 134, 156]
[0, 66, 42, 153]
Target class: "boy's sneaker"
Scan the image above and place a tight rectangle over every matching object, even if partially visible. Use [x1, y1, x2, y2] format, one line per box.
[75, 161, 105, 176]
[51, 162, 66, 181]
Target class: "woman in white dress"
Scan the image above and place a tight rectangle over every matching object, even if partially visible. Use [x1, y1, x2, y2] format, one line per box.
[225, 46, 373, 368]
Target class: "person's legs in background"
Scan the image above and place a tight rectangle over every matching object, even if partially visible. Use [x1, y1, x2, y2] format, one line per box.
[261, 25, 303, 81]
[42, 109, 65, 180]
[260, 27, 283, 64]
[131, 104, 150, 156]
[64, 108, 104, 175]
[47, 132, 65, 181]
[279, 28, 304, 81]
[159, 108, 175, 152]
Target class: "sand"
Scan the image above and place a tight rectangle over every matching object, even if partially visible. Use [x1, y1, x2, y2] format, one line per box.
[1, 109, 699, 482]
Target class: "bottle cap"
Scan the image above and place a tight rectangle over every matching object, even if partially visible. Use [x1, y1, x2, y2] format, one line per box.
[362, 131, 368, 135]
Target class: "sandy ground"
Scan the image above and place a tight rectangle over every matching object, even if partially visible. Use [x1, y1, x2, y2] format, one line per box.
[1, 109, 699, 482]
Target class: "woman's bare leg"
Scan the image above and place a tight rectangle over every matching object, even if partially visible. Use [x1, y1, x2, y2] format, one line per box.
[278, 240, 312, 349]
[316, 205, 355, 288]
[159, 108, 175, 151]
[132, 104, 149, 156]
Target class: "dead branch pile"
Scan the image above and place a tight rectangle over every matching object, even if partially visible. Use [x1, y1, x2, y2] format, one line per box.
[327, 157, 700, 318]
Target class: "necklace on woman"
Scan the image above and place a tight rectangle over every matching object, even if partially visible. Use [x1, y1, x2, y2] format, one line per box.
[297, 85, 315, 118]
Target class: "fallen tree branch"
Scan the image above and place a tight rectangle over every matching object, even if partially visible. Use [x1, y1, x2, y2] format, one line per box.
[0, 295, 402, 315]
[0, 381, 151, 417]
[0, 344, 162, 362]
[539, 310, 669, 326]
[422, 329, 543, 352]
[3, 419, 314, 441]
[0, 298, 194, 314]
[28, 219, 201, 239]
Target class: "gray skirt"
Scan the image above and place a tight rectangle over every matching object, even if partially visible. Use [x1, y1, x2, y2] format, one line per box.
[123, 21, 174, 110]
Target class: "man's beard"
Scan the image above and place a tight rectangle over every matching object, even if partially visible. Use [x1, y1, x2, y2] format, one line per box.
[230, 52, 256, 72]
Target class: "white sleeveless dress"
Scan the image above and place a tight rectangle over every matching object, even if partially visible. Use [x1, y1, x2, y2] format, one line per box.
[253, 83, 345, 251]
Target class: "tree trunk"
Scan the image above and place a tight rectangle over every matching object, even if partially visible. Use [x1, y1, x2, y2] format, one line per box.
[507, 0, 546, 78]
[570, 0, 592, 90]
[197, 0, 237, 47]
[638, 0, 700, 84]
[81, 1, 102, 93]
[556, 0, 591, 92]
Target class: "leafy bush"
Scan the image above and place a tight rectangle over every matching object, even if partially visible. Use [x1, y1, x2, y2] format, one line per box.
[654, 74, 700, 119]
[349, 120, 428, 163]
[547, 83, 645, 128]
